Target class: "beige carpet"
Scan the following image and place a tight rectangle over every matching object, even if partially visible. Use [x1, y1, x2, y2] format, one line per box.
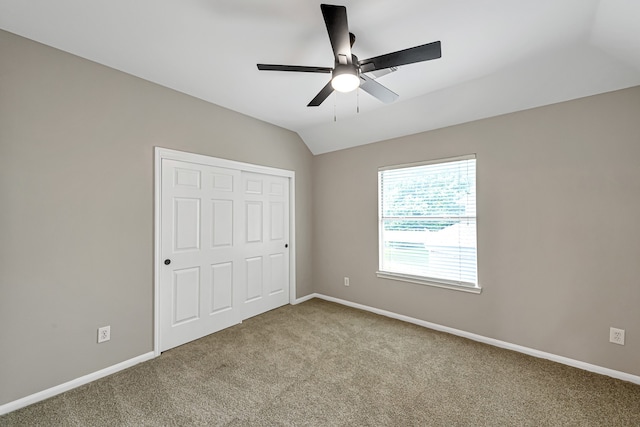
[2, 299, 639, 426]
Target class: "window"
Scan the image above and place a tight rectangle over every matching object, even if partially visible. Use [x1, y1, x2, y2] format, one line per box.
[377, 155, 479, 293]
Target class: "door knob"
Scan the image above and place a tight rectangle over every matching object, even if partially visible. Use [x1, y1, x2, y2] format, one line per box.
[164, 259, 171, 265]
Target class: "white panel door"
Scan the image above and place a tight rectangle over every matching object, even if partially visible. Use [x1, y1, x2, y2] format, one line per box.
[240, 172, 290, 319]
[159, 159, 243, 351]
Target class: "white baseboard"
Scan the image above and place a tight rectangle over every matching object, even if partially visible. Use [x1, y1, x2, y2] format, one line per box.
[4, 295, 638, 416]
[0, 351, 155, 416]
[2, 295, 311, 416]
[293, 293, 317, 305]
[310, 293, 640, 385]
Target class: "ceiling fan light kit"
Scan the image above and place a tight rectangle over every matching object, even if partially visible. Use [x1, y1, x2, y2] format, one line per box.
[257, 4, 441, 107]
[331, 64, 359, 92]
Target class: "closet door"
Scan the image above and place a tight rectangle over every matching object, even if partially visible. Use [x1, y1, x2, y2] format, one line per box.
[240, 172, 290, 319]
[158, 155, 291, 352]
[159, 159, 242, 352]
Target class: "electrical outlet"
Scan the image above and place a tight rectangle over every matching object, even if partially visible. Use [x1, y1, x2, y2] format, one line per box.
[98, 326, 111, 343]
[609, 327, 625, 345]
[344, 277, 350, 287]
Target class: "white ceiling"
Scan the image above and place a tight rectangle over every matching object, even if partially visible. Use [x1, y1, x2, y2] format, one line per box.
[1, 0, 639, 154]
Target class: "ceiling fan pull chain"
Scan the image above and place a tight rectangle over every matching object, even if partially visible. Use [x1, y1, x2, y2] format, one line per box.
[357, 87, 360, 114]
[334, 92, 337, 122]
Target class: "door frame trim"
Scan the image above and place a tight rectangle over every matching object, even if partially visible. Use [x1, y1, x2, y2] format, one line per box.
[153, 147, 296, 356]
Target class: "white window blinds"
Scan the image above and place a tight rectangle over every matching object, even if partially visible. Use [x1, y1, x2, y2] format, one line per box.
[378, 155, 477, 289]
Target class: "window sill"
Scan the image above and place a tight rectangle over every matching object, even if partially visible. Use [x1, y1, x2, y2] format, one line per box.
[376, 271, 482, 294]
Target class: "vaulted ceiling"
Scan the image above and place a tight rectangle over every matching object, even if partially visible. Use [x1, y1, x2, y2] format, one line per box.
[1, 0, 639, 154]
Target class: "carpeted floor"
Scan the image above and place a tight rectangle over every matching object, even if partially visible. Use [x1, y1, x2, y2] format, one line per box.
[2, 298, 639, 426]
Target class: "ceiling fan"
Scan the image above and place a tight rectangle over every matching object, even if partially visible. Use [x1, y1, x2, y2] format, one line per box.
[257, 4, 442, 107]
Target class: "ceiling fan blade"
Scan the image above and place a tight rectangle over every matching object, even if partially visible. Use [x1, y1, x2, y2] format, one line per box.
[257, 64, 332, 73]
[359, 41, 441, 73]
[307, 80, 334, 107]
[359, 74, 399, 104]
[321, 4, 352, 65]
[363, 66, 398, 79]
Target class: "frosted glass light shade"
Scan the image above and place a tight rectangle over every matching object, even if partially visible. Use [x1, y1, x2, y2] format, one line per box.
[331, 73, 360, 92]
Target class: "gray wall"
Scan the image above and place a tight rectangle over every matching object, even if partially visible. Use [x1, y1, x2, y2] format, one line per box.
[313, 86, 640, 377]
[0, 30, 314, 405]
[2, 26, 639, 408]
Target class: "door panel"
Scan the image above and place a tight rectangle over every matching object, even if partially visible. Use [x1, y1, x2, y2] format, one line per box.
[268, 253, 285, 295]
[174, 198, 200, 251]
[211, 200, 233, 247]
[270, 202, 284, 240]
[210, 262, 233, 313]
[246, 202, 263, 243]
[245, 256, 263, 301]
[245, 178, 263, 194]
[212, 172, 233, 191]
[173, 267, 200, 324]
[174, 167, 201, 188]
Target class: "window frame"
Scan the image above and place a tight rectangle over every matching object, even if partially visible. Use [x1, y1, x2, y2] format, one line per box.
[377, 154, 481, 294]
